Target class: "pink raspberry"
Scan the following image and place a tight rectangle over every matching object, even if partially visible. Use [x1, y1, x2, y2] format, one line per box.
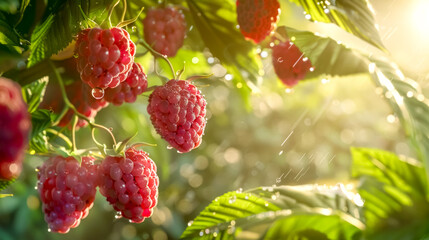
[143, 7, 186, 57]
[98, 147, 159, 223]
[272, 40, 313, 87]
[37, 156, 98, 233]
[236, 0, 280, 44]
[40, 80, 108, 129]
[0, 77, 30, 180]
[75, 27, 136, 89]
[104, 63, 148, 105]
[147, 80, 207, 153]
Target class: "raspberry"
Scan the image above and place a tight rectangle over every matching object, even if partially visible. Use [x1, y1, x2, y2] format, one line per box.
[236, 0, 280, 44]
[40, 81, 108, 128]
[37, 156, 98, 233]
[272, 40, 313, 87]
[0, 77, 30, 180]
[98, 147, 159, 223]
[143, 7, 186, 57]
[104, 63, 148, 106]
[75, 27, 136, 89]
[147, 80, 206, 153]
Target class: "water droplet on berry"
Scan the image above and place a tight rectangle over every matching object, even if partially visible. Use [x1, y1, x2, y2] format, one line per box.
[92, 87, 104, 99]
[187, 220, 193, 226]
[115, 212, 122, 219]
[228, 195, 236, 204]
[277, 57, 283, 63]
[167, 145, 173, 150]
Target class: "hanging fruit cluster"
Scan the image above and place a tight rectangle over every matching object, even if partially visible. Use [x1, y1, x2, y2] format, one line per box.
[236, 0, 313, 87]
[1, 0, 315, 234]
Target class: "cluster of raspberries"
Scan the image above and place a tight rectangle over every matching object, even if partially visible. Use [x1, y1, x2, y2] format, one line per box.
[236, 0, 313, 86]
[37, 147, 159, 233]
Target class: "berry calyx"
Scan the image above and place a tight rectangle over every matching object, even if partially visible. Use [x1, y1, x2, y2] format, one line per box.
[37, 156, 98, 233]
[236, 0, 280, 44]
[0, 77, 30, 180]
[104, 63, 148, 105]
[98, 147, 159, 223]
[272, 40, 313, 87]
[143, 7, 187, 57]
[75, 27, 136, 89]
[147, 80, 207, 153]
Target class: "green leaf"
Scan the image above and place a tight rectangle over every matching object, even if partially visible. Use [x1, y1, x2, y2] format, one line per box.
[0, 12, 21, 46]
[367, 57, 429, 186]
[0, 178, 15, 191]
[186, 0, 263, 110]
[285, 26, 429, 190]
[287, 0, 386, 51]
[351, 148, 428, 236]
[27, 0, 115, 67]
[30, 109, 55, 138]
[28, 131, 49, 153]
[181, 185, 364, 239]
[0, 0, 20, 14]
[278, 26, 367, 79]
[21, 77, 48, 113]
[28, 109, 55, 154]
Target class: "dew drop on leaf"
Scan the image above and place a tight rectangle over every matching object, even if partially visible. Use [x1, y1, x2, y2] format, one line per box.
[187, 220, 193, 226]
[92, 87, 104, 99]
[228, 195, 236, 204]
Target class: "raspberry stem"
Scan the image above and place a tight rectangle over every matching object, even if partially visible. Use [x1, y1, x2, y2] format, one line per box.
[138, 39, 176, 79]
[116, 7, 144, 28]
[186, 73, 214, 82]
[48, 60, 118, 149]
[45, 129, 73, 149]
[102, 0, 120, 29]
[52, 103, 69, 126]
[72, 115, 78, 153]
[121, 0, 127, 22]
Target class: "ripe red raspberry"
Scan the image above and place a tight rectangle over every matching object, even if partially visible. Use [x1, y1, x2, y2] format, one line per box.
[104, 63, 148, 105]
[41, 81, 108, 128]
[147, 80, 206, 153]
[98, 147, 159, 223]
[143, 7, 186, 57]
[75, 27, 136, 89]
[0, 77, 30, 180]
[236, 0, 280, 44]
[37, 155, 98, 233]
[272, 40, 313, 87]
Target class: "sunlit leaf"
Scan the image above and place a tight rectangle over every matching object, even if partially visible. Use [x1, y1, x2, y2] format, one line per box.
[277, 26, 367, 79]
[28, 0, 115, 67]
[351, 148, 429, 238]
[288, 0, 386, 51]
[181, 185, 363, 239]
[21, 77, 48, 113]
[186, 0, 263, 110]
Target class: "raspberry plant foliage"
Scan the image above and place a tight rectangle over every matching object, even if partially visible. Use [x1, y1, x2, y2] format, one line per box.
[1, 0, 429, 239]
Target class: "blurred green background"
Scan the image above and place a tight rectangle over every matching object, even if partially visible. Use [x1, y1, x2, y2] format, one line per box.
[1, 0, 428, 239]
